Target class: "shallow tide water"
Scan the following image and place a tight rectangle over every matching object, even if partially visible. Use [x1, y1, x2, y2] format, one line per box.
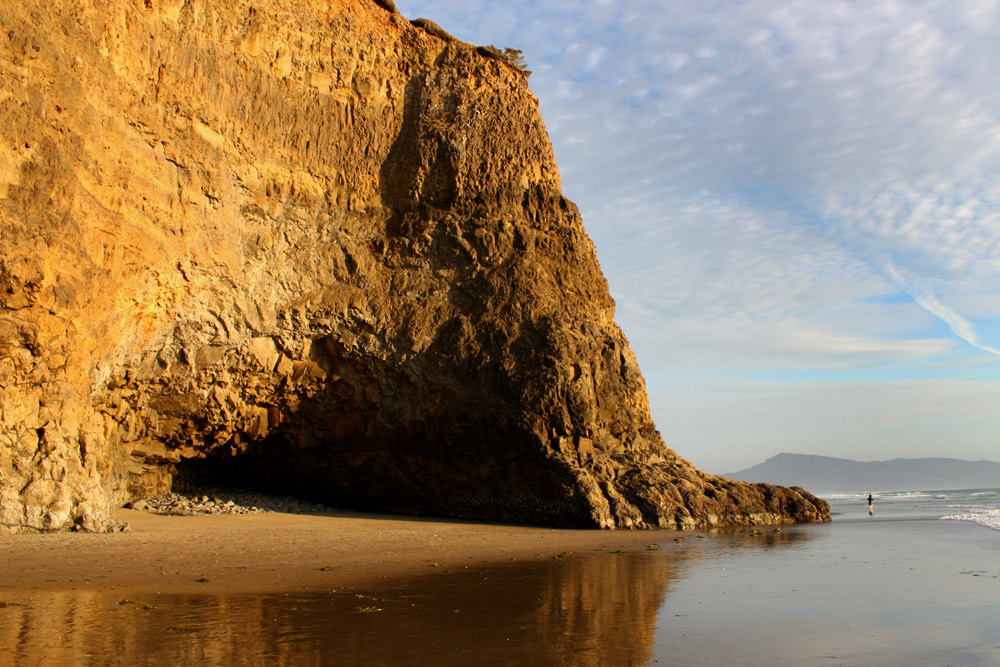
[3, 492, 999, 666]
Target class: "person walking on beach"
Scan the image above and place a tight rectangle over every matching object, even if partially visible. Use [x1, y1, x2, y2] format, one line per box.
[868, 494, 874, 516]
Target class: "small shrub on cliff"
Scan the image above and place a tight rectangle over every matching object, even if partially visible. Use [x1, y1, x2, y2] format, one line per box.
[410, 18, 458, 43]
[477, 45, 531, 78]
[503, 47, 527, 70]
[476, 45, 506, 61]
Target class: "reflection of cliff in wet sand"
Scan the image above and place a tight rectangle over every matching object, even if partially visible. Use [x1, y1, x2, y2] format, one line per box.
[1, 0, 827, 533]
[531, 554, 671, 666]
[0, 542, 691, 666]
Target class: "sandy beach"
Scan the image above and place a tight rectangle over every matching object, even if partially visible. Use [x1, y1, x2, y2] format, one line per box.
[3, 496, 999, 665]
[0, 509, 677, 595]
[0, 509, 691, 665]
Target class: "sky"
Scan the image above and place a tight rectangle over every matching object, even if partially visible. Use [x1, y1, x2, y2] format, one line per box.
[394, 0, 1000, 473]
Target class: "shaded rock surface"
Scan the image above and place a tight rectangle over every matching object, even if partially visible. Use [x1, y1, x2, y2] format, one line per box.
[136, 488, 332, 516]
[0, 0, 830, 532]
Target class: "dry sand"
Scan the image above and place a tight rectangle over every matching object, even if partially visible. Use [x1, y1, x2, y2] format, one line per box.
[0, 509, 679, 595]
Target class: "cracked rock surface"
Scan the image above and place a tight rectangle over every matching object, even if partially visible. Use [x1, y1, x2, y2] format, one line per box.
[0, 0, 829, 532]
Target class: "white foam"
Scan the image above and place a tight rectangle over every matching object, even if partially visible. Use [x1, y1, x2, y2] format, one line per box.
[824, 491, 933, 500]
[881, 491, 934, 499]
[941, 509, 1000, 532]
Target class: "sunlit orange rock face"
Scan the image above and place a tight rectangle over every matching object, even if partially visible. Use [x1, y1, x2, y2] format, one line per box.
[0, 0, 829, 532]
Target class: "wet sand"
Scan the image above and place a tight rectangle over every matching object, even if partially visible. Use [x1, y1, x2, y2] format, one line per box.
[3, 504, 999, 665]
[652, 516, 1000, 666]
[0, 509, 679, 595]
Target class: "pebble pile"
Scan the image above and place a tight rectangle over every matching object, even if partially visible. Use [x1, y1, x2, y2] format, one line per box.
[129, 489, 334, 516]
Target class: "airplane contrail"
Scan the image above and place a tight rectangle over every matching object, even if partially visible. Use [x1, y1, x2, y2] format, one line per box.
[884, 262, 1000, 357]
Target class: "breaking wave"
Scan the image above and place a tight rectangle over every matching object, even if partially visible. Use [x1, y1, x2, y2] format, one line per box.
[941, 509, 1000, 532]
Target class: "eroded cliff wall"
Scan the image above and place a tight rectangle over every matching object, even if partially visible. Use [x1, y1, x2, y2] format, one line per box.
[0, 0, 829, 532]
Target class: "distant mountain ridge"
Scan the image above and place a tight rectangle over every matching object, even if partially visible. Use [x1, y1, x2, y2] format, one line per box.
[724, 453, 1000, 495]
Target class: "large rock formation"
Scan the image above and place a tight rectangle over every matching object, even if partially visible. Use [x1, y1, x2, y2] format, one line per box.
[0, 0, 830, 532]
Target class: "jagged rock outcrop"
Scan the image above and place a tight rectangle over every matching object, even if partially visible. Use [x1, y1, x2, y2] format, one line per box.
[0, 0, 830, 532]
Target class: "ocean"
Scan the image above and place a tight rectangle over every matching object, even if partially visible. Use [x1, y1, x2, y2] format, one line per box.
[826, 487, 1000, 530]
[646, 489, 1000, 665]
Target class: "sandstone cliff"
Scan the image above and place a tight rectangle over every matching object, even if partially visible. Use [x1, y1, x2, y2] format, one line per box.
[0, 0, 830, 532]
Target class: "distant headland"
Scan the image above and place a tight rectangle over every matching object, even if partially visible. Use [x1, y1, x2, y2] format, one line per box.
[724, 453, 1000, 495]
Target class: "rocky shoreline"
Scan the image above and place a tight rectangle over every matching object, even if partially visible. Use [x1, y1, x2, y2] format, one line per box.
[127, 489, 334, 517]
